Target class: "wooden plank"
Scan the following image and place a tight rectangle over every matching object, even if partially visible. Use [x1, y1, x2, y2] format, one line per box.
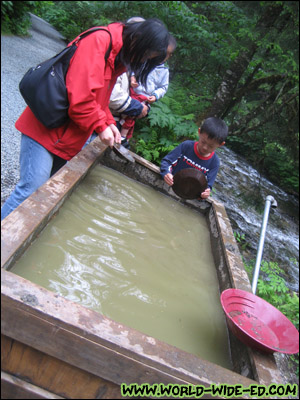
[1, 270, 257, 392]
[131, 151, 161, 173]
[210, 200, 252, 291]
[2, 336, 122, 399]
[1, 371, 64, 399]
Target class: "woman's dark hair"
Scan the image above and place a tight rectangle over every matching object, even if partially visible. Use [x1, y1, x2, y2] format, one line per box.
[119, 18, 169, 86]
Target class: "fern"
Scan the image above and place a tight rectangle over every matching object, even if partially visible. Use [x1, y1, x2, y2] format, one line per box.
[131, 80, 201, 164]
[254, 260, 299, 330]
[148, 102, 179, 129]
[173, 120, 198, 138]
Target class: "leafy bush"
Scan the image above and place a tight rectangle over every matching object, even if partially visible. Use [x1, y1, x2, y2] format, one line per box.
[1, 1, 43, 35]
[256, 260, 299, 329]
[38, 1, 112, 41]
[245, 259, 299, 328]
[131, 87, 198, 164]
[233, 231, 249, 251]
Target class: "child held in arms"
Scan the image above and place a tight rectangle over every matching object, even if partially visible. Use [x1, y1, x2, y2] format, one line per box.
[119, 35, 177, 145]
[160, 117, 228, 199]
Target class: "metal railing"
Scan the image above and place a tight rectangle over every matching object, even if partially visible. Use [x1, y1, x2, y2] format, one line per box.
[251, 195, 277, 294]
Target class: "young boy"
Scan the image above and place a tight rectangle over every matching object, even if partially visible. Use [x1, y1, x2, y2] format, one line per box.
[160, 117, 228, 199]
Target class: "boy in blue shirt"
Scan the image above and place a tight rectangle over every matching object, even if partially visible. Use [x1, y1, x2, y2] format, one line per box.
[160, 117, 228, 199]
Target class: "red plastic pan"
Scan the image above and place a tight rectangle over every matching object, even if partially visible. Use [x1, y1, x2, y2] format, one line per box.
[220, 289, 299, 354]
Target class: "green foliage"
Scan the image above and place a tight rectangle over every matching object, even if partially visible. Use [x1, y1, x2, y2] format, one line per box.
[132, 87, 198, 164]
[245, 259, 299, 331]
[233, 231, 249, 251]
[1, 1, 45, 35]
[134, 135, 172, 164]
[37, 1, 112, 41]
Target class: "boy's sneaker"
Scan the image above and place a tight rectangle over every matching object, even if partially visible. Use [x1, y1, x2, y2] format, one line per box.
[121, 137, 130, 149]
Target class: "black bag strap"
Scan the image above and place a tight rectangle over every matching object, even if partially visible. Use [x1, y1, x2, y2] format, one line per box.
[75, 28, 112, 62]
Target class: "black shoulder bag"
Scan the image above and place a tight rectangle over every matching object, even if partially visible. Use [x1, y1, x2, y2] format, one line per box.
[19, 28, 112, 129]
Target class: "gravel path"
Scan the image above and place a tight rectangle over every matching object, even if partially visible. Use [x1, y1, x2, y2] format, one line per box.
[1, 13, 66, 205]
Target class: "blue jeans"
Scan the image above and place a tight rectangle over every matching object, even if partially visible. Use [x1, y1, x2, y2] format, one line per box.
[1, 133, 97, 220]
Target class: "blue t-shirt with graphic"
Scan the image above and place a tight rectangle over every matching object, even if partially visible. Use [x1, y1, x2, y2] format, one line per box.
[160, 140, 220, 189]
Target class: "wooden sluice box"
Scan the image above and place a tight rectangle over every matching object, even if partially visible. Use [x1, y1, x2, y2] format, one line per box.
[1, 138, 283, 399]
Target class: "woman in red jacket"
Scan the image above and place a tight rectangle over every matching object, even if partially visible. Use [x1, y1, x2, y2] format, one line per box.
[1, 18, 170, 220]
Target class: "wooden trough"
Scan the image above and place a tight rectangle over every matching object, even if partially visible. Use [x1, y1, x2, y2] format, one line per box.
[1, 137, 283, 399]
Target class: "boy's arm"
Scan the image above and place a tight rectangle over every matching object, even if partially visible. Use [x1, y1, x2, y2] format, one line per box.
[160, 143, 184, 178]
[199, 158, 220, 200]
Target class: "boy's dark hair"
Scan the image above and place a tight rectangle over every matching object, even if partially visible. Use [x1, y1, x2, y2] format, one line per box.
[120, 18, 169, 86]
[200, 117, 228, 144]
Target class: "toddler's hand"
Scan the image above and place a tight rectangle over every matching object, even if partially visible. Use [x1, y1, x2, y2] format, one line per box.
[147, 96, 156, 103]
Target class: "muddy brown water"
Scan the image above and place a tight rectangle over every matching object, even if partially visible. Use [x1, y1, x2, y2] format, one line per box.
[12, 165, 231, 369]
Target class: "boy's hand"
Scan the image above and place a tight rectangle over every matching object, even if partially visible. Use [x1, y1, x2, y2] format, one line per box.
[164, 173, 173, 186]
[200, 188, 211, 199]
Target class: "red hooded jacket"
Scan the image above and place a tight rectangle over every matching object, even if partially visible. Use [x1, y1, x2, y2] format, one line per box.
[15, 23, 126, 160]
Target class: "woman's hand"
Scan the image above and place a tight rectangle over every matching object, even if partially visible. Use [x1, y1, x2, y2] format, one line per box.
[98, 124, 121, 147]
[164, 173, 173, 186]
[109, 124, 121, 144]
